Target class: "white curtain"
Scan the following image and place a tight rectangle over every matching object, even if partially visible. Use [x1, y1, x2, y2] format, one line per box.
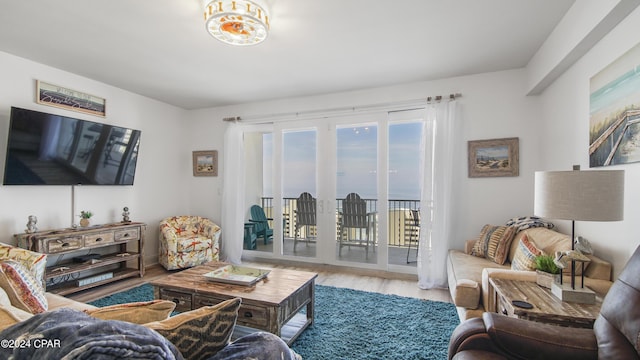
[417, 100, 459, 289]
[220, 121, 245, 264]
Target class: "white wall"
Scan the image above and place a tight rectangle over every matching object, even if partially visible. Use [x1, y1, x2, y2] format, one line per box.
[187, 68, 544, 256]
[0, 51, 189, 266]
[538, 7, 640, 278]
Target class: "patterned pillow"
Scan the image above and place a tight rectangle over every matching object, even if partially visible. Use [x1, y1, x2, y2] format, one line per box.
[145, 297, 241, 359]
[85, 300, 176, 324]
[505, 216, 555, 232]
[471, 225, 517, 264]
[0, 261, 48, 314]
[511, 234, 545, 271]
[0, 243, 47, 289]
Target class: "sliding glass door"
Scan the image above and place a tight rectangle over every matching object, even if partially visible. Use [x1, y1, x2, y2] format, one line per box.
[242, 109, 425, 272]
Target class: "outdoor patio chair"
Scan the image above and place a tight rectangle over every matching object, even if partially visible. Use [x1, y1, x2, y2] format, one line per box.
[405, 209, 420, 263]
[249, 205, 273, 244]
[339, 192, 376, 258]
[294, 192, 317, 252]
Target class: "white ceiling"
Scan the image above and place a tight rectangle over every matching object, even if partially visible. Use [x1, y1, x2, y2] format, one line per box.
[0, 0, 575, 110]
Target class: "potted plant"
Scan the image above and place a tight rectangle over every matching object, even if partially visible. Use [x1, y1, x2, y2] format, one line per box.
[79, 211, 93, 227]
[535, 254, 561, 289]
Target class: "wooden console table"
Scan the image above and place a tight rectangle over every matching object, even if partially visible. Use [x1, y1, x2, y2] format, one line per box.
[15, 222, 145, 295]
[489, 278, 602, 328]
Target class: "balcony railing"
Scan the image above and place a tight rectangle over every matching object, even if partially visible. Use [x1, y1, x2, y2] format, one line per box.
[259, 197, 421, 247]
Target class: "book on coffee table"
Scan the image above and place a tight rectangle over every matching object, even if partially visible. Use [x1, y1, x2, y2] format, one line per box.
[203, 265, 271, 286]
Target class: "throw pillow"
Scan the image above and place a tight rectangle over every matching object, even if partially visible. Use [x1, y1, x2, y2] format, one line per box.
[505, 216, 555, 232]
[0, 243, 47, 289]
[0, 260, 48, 314]
[471, 225, 517, 264]
[511, 234, 545, 271]
[145, 297, 241, 360]
[85, 300, 176, 324]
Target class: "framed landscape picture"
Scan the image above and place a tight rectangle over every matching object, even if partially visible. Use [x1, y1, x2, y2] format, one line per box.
[192, 150, 218, 177]
[468, 137, 519, 178]
[589, 42, 640, 167]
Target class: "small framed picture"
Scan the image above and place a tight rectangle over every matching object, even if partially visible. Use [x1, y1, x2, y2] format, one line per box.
[468, 137, 519, 178]
[192, 150, 218, 177]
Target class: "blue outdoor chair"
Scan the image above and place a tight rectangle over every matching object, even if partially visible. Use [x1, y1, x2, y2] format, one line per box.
[249, 205, 273, 244]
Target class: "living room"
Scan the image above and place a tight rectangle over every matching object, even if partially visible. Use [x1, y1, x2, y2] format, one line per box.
[0, 0, 639, 358]
[0, 1, 638, 278]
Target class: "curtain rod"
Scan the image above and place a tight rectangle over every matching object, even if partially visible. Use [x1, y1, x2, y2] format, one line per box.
[222, 93, 461, 124]
[427, 93, 461, 102]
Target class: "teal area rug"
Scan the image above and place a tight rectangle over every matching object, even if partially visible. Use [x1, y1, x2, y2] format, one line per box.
[90, 283, 458, 360]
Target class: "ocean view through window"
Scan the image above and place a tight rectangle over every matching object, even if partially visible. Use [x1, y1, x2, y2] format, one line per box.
[262, 123, 422, 200]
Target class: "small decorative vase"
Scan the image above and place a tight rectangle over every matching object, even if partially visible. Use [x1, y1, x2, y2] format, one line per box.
[80, 218, 90, 227]
[536, 270, 560, 289]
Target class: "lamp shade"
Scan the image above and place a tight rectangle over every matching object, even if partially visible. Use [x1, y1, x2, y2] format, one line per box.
[534, 170, 624, 221]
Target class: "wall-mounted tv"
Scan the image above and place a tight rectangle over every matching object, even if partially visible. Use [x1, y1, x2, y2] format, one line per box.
[3, 107, 141, 185]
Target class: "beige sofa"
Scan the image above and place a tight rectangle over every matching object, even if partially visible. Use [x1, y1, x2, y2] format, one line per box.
[0, 288, 96, 330]
[0, 241, 98, 330]
[447, 227, 613, 322]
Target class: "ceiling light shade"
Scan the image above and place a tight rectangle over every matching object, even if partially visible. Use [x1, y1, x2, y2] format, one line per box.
[534, 170, 624, 222]
[203, 0, 270, 46]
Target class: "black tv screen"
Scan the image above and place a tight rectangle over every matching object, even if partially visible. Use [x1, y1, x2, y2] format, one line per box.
[3, 107, 141, 185]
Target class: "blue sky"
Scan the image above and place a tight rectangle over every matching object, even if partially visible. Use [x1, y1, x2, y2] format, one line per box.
[263, 122, 423, 200]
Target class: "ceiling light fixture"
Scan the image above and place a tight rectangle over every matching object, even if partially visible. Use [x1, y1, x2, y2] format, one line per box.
[203, 0, 270, 46]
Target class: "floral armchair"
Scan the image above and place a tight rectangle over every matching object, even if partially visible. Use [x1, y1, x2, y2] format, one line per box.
[159, 216, 221, 270]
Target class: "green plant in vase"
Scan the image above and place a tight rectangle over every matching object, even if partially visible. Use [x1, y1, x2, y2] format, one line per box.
[535, 254, 560, 289]
[79, 211, 93, 227]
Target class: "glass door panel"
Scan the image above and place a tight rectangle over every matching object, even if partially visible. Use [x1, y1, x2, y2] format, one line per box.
[387, 121, 423, 266]
[243, 130, 274, 253]
[336, 124, 378, 264]
[282, 129, 317, 258]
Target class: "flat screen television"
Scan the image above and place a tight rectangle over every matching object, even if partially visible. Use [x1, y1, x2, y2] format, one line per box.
[3, 106, 141, 185]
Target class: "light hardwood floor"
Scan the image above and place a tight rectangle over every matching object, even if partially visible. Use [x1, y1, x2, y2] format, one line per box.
[69, 261, 452, 304]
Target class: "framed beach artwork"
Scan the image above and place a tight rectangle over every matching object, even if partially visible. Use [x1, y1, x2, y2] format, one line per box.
[589, 42, 640, 167]
[193, 150, 218, 176]
[36, 80, 106, 117]
[468, 137, 519, 178]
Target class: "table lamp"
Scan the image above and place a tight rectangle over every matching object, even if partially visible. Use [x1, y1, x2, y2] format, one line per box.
[534, 167, 624, 303]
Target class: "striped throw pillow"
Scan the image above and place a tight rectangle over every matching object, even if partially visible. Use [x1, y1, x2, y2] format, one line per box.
[471, 225, 517, 265]
[511, 234, 545, 271]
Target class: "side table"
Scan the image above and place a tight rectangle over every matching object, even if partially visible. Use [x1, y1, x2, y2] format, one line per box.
[489, 278, 602, 328]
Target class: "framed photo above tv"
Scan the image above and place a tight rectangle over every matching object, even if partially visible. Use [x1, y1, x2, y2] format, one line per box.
[193, 150, 218, 177]
[36, 80, 106, 117]
[468, 137, 519, 178]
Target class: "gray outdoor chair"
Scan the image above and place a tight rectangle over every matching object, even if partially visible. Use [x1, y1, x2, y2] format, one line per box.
[294, 192, 317, 252]
[339, 192, 376, 258]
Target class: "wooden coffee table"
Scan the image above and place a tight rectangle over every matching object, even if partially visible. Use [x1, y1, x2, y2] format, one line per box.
[489, 278, 602, 328]
[151, 262, 317, 344]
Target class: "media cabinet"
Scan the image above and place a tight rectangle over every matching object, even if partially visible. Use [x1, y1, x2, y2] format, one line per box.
[15, 222, 146, 295]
